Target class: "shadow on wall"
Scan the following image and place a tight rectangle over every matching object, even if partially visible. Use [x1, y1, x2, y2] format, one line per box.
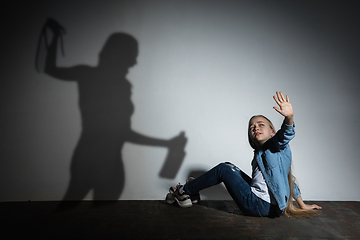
[36, 18, 187, 207]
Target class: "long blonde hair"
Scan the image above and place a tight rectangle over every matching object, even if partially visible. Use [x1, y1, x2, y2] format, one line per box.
[284, 169, 319, 217]
[248, 115, 319, 217]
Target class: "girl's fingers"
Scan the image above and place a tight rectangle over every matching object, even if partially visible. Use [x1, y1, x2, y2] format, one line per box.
[276, 92, 281, 102]
[273, 106, 282, 114]
[273, 95, 281, 105]
[312, 204, 322, 210]
[280, 92, 286, 102]
[276, 91, 285, 102]
[274, 91, 291, 107]
[275, 91, 290, 103]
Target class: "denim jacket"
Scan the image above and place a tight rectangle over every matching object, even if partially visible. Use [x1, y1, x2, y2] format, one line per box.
[254, 121, 301, 211]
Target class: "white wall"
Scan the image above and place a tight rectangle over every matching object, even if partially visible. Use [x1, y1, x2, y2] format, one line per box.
[1, 0, 359, 201]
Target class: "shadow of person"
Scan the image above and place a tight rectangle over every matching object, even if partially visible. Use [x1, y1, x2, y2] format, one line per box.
[37, 18, 186, 207]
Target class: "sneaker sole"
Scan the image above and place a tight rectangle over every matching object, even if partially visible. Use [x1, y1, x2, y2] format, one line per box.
[174, 197, 192, 208]
[169, 190, 199, 204]
[191, 199, 199, 204]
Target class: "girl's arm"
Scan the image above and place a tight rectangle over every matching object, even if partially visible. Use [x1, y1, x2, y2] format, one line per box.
[295, 196, 322, 210]
[274, 92, 321, 210]
[268, 92, 295, 149]
[273, 91, 294, 125]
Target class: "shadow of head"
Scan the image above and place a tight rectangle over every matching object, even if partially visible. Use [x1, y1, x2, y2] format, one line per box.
[98, 33, 138, 70]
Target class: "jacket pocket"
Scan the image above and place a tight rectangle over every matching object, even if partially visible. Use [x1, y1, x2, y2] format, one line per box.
[262, 153, 278, 170]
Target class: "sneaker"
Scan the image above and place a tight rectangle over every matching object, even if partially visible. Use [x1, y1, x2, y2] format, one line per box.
[165, 192, 175, 204]
[166, 183, 192, 208]
[186, 177, 201, 204]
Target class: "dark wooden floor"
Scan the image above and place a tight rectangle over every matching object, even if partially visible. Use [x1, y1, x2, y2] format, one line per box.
[1, 200, 359, 239]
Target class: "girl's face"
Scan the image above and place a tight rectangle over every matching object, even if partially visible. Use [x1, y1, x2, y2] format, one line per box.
[249, 116, 275, 147]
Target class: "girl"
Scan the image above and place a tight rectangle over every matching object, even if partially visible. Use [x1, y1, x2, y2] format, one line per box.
[166, 92, 321, 217]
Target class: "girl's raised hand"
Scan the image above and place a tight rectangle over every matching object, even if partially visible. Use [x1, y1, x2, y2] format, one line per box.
[273, 92, 294, 125]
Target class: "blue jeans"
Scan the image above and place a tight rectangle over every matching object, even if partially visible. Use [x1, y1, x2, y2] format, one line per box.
[184, 162, 278, 217]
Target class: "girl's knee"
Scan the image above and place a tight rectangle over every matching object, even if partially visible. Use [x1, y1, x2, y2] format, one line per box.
[218, 162, 240, 172]
[216, 162, 242, 184]
[217, 162, 231, 169]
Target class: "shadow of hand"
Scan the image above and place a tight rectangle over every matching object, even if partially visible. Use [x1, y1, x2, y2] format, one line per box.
[159, 131, 187, 179]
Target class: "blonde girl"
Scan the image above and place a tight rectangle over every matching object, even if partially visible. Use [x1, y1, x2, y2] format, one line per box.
[166, 92, 321, 217]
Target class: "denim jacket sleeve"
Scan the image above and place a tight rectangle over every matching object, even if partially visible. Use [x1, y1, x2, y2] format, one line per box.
[293, 179, 301, 199]
[267, 121, 295, 152]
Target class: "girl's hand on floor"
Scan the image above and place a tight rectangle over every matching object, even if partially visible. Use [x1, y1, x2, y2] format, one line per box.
[302, 204, 322, 210]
